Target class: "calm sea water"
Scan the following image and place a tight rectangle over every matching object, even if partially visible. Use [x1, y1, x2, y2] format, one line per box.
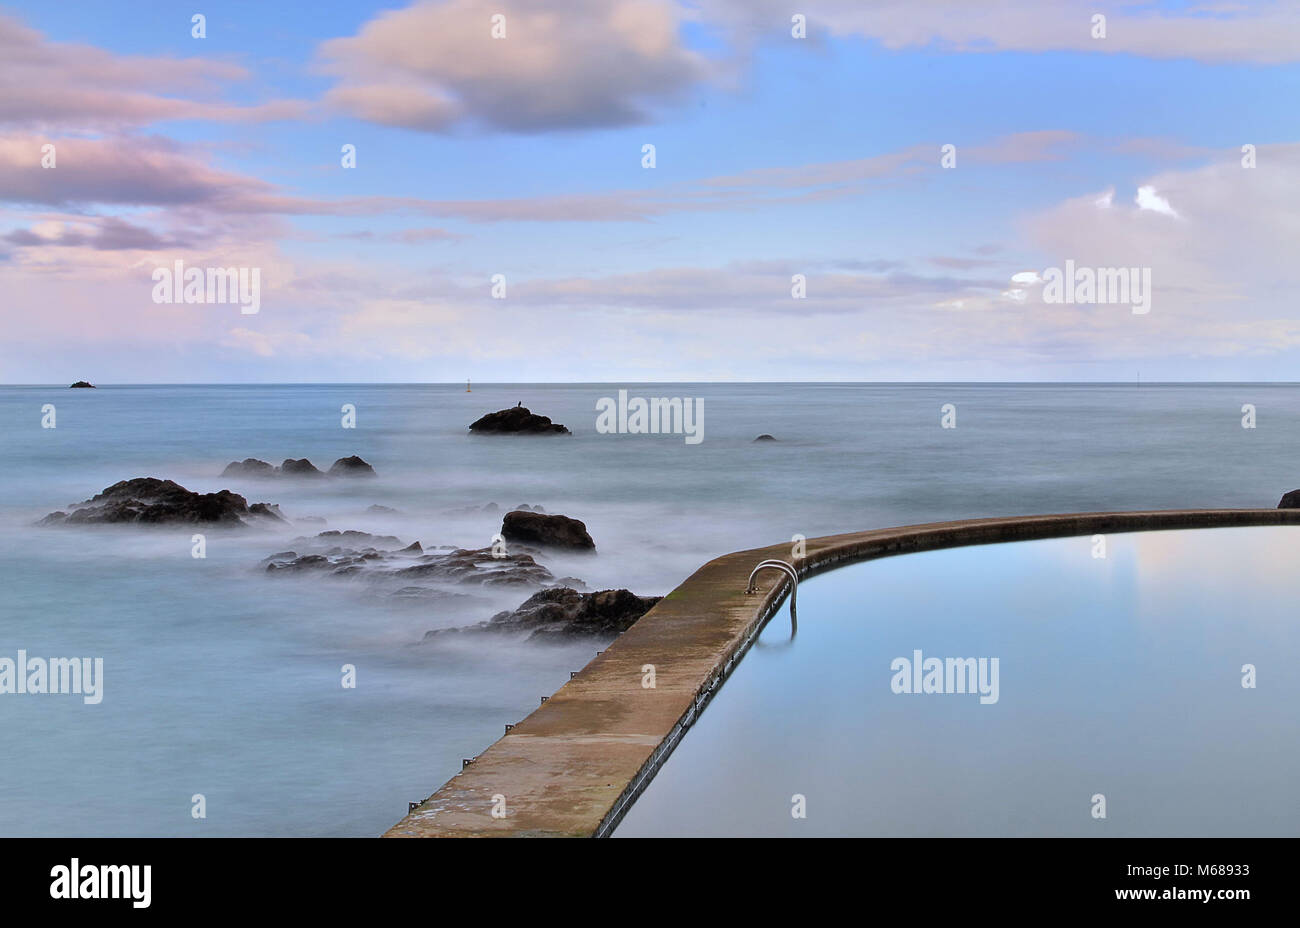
[616, 527, 1300, 837]
[0, 383, 1296, 836]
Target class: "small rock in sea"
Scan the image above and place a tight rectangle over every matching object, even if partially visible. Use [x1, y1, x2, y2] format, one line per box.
[468, 406, 570, 435]
[221, 456, 376, 478]
[69, 381, 96, 389]
[424, 587, 660, 643]
[366, 504, 400, 514]
[400, 541, 422, 553]
[1277, 489, 1300, 508]
[501, 510, 595, 550]
[753, 434, 777, 442]
[279, 458, 323, 477]
[37, 477, 283, 527]
[297, 516, 328, 525]
[222, 458, 276, 478]
[328, 455, 376, 477]
[515, 504, 532, 511]
[483, 502, 499, 513]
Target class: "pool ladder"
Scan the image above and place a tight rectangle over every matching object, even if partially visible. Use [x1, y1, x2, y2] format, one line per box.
[745, 560, 799, 639]
[745, 558, 798, 601]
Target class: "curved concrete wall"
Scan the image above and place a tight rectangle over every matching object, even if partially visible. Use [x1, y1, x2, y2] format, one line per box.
[384, 508, 1300, 838]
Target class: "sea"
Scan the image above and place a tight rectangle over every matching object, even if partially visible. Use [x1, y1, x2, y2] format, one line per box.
[0, 382, 1295, 836]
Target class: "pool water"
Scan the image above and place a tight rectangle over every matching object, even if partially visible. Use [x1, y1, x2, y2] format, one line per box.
[615, 527, 1300, 837]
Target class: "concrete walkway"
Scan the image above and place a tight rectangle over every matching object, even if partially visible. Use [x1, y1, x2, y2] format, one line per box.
[384, 508, 1300, 838]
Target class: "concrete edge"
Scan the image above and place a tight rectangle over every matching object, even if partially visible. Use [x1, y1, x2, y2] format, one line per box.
[383, 508, 1300, 838]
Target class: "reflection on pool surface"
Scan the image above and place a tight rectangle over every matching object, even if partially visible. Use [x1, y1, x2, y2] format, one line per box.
[615, 527, 1300, 837]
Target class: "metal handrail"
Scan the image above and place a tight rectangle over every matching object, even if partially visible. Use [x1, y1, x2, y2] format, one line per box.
[745, 559, 799, 641]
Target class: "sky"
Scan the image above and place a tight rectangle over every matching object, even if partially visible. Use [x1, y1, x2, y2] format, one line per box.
[2, 0, 1300, 383]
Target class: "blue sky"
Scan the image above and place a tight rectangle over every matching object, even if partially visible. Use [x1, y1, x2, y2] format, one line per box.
[2, 0, 1300, 381]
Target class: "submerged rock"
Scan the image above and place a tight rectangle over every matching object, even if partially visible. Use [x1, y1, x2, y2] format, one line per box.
[38, 477, 285, 527]
[469, 406, 570, 435]
[328, 455, 376, 477]
[264, 532, 564, 590]
[280, 458, 323, 477]
[222, 458, 276, 478]
[220, 455, 376, 478]
[501, 510, 595, 550]
[69, 381, 96, 389]
[753, 434, 777, 442]
[425, 587, 661, 642]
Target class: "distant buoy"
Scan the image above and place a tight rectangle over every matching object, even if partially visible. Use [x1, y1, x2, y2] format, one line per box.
[466, 379, 472, 393]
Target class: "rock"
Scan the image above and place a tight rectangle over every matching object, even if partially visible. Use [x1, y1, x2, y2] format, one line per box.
[222, 458, 276, 478]
[266, 553, 330, 572]
[468, 406, 570, 435]
[297, 516, 328, 525]
[483, 502, 499, 513]
[389, 547, 556, 587]
[266, 539, 560, 589]
[328, 455, 376, 477]
[69, 381, 96, 389]
[38, 477, 281, 527]
[248, 502, 288, 523]
[1278, 490, 1300, 509]
[220, 456, 375, 478]
[501, 510, 595, 550]
[425, 588, 661, 642]
[366, 504, 400, 514]
[753, 434, 777, 442]
[279, 458, 323, 477]
[515, 504, 531, 511]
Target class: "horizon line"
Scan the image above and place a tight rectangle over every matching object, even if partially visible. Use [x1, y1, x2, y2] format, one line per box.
[8, 380, 1300, 387]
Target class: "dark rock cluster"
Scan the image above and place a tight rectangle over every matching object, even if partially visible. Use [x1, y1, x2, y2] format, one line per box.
[263, 532, 571, 590]
[468, 406, 570, 435]
[221, 455, 376, 478]
[424, 587, 661, 642]
[38, 477, 285, 527]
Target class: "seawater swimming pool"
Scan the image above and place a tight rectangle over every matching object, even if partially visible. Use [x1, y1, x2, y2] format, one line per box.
[614, 526, 1300, 837]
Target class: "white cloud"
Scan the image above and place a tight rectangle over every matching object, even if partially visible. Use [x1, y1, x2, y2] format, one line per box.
[318, 0, 712, 132]
[1135, 185, 1179, 217]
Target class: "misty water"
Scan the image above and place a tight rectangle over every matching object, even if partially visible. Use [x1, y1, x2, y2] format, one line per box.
[1, 383, 1297, 835]
[616, 527, 1300, 837]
